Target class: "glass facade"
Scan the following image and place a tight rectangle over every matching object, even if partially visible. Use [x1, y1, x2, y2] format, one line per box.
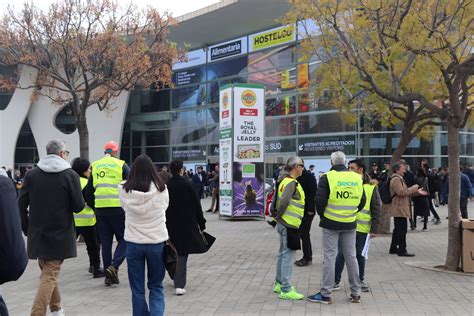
[121, 30, 474, 171]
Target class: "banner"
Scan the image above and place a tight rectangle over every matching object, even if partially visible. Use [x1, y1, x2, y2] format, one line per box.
[233, 85, 265, 163]
[208, 36, 247, 62]
[219, 87, 233, 216]
[250, 25, 296, 52]
[232, 162, 265, 217]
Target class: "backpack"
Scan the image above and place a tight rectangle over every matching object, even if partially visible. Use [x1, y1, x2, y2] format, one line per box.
[379, 177, 395, 204]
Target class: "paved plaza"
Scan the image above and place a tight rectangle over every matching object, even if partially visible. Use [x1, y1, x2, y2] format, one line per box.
[2, 199, 473, 315]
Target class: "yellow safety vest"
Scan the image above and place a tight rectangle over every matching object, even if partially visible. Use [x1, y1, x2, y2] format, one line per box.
[91, 155, 124, 208]
[356, 183, 375, 233]
[74, 177, 96, 227]
[277, 176, 305, 228]
[324, 170, 364, 223]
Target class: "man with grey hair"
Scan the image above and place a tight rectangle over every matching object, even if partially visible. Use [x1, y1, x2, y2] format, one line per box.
[308, 151, 366, 304]
[19, 139, 84, 315]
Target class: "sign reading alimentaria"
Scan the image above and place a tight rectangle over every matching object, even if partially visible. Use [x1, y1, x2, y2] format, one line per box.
[208, 36, 247, 61]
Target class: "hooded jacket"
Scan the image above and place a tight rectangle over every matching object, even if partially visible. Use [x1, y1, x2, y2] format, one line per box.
[18, 155, 85, 260]
[0, 175, 28, 284]
[118, 182, 169, 244]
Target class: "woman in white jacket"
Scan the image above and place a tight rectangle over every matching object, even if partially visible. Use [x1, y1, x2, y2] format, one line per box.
[118, 155, 169, 316]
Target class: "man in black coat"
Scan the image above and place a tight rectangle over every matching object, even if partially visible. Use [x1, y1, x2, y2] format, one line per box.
[18, 140, 85, 315]
[294, 167, 317, 266]
[192, 166, 207, 200]
[0, 171, 28, 316]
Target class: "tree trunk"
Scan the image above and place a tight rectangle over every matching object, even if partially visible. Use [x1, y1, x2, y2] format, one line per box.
[77, 110, 89, 160]
[379, 128, 413, 234]
[444, 122, 462, 271]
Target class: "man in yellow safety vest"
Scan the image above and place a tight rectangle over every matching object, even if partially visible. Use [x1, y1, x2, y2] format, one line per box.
[271, 156, 306, 300]
[71, 158, 104, 278]
[333, 159, 381, 293]
[86, 141, 129, 286]
[308, 151, 366, 304]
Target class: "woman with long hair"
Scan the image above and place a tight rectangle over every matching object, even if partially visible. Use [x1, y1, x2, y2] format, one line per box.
[166, 159, 207, 296]
[118, 155, 169, 316]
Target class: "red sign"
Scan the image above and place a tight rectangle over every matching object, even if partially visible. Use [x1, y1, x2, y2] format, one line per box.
[222, 110, 229, 118]
[240, 108, 258, 116]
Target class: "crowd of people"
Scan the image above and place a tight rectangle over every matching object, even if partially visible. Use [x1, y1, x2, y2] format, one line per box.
[269, 152, 472, 304]
[0, 140, 212, 316]
[0, 141, 472, 314]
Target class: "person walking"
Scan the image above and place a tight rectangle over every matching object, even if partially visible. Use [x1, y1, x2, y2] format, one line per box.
[388, 162, 428, 257]
[294, 165, 317, 267]
[333, 159, 381, 293]
[86, 141, 130, 286]
[192, 166, 206, 200]
[118, 155, 169, 316]
[308, 151, 365, 304]
[460, 170, 473, 219]
[166, 160, 207, 296]
[18, 140, 85, 315]
[71, 158, 104, 278]
[206, 164, 220, 213]
[412, 168, 431, 231]
[272, 156, 306, 300]
[0, 170, 28, 316]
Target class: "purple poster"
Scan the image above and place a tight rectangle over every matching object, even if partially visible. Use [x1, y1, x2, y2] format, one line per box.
[232, 162, 264, 217]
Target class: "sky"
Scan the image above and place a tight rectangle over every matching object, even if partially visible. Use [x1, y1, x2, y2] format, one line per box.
[0, 0, 221, 17]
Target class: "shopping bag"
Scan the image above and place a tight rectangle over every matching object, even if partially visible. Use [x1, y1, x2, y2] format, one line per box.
[163, 240, 178, 279]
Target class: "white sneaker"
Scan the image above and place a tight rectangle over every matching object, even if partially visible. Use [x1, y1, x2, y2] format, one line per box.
[51, 308, 65, 316]
[175, 288, 186, 295]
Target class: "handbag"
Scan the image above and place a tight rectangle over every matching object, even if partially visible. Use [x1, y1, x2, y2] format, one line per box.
[199, 229, 216, 252]
[163, 240, 178, 280]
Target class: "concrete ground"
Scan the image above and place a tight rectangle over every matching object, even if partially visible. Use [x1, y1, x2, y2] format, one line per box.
[2, 199, 473, 315]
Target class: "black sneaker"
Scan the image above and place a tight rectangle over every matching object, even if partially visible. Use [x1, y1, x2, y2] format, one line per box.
[205, 209, 213, 213]
[398, 252, 415, 257]
[105, 266, 119, 284]
[294, 258, 312, 267]
[93, 268, 105, 278]
[333, 282, 341, 291]
[350, 294, 361, 303]
[88, 265, 94, 274]
[267, 220, 277, 228]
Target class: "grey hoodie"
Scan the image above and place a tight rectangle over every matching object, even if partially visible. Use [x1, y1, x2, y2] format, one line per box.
[37, 155, 71, 173]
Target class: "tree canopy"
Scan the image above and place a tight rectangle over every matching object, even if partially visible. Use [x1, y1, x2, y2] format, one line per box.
[0, 0, 183, 158]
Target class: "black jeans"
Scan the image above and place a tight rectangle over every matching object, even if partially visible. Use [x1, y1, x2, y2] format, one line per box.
[429, 199, 440, 220]
[460, 197, 469, 219]
[299, 214, 315, 261]
[174, 254, 188, 289]
[76, 225, 101, 269]
[390, 217, 408, 254]
[96, 213, 127, 269]
[0, 295, 8, 316]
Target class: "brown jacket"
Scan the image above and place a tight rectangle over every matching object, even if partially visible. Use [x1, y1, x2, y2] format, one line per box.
[387, 174, 419, 218]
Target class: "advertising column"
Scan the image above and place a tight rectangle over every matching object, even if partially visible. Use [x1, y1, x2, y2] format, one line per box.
[219, 84, 265, 218]
[232, 84, 265, 217]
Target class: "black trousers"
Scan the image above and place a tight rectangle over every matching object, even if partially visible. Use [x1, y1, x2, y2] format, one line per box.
[0, 295, 8, 316]
[76, 225, 101, 269]
[460, 197, 468, 219]
[299, 214, 315, 261]
[429, 199, 440, 220]
[390, 217, 408, 254]
[174, 254, 189, 289]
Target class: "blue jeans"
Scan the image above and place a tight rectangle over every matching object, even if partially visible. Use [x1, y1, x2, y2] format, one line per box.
[334, 231, 367, 283]
[96, 213, 127, 269]
[275, 223, 295, 292]
[126, 242, 166, 316]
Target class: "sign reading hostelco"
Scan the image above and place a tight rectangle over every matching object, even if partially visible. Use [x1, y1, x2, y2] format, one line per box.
[250, 25, 296, 51]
